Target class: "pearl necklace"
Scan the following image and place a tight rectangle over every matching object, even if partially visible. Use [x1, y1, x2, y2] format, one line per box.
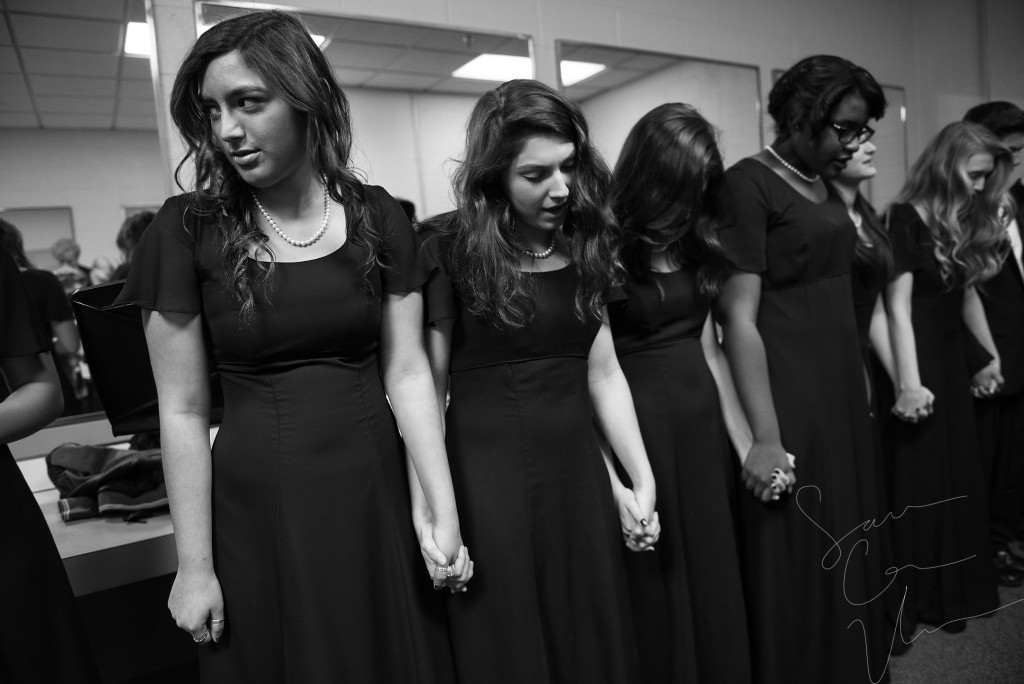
[513, 227, 556, 259]
[252, 176, 330, 248]
[764, 145, 819, 183]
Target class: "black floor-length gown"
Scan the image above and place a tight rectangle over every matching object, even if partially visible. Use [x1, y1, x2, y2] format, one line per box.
[1, 246, 101, 684]
[609, 266, 751, 684]
[118, 187, 454, 683]
[884, 202, 998, 630]
[722, 158, 891, 684]
[421, 231, 639, 684]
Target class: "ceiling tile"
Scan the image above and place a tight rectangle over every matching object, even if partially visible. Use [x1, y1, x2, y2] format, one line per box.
[0, 112, 39, 127]
[21, 48, 120, 77]
[619, 53, 679, 71]
[414, 29, 509, 54]
[362, 72, 443, 92]
[119, 56, 150, 80]
[29, 75, 118, 98]
[563, 85, 604, 102]
[0, 16, 11, 45]
[0, 74, 32, 110]
[580, 67, 650, 90]
[35, 96, 115, 115]
[118, 79, 153, 99]
[488, 37, 531, 58]
[7, 0, 126, 21]
[39, 112, 113, 129]
[10, 14, 122, 53]
[116, 97, 156, 116]
[386, 50, 476, 78]
[330, 19, 429, 48]
[330, 66, 376, 88]
[428, 77, 501, 96]
[127, 0, 146, 23]
[557, 44, 636, 68]
[115, 115, 157, 130]
[0, 46, 19, 73]
[324, 42, 404, 71]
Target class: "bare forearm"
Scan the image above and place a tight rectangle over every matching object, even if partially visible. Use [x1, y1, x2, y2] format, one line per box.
[160, 413, 214, 571]
[868, 296, 896, 383]
[0, 353, 63, 443]
[721, 320, 782, 447]
[590, 371, 654, 490]
[962, 287, 999, 360]
[704, 327, 754, 457]
[887, 310, 922, 390]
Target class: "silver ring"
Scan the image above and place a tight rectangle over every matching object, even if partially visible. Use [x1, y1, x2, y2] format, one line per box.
[193, 632, 210, 644]
[210, 619, 225, 624]
[639, 519, 649, 527]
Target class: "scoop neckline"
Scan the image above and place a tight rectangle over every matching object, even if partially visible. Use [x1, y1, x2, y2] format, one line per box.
[747, 156, 832, 207]
[248, 239, 349, 264]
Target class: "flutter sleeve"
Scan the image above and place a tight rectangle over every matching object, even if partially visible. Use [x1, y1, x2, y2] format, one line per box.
[0, 247, 50, 358]
[368, 186, 427, 294]
[719, 160, 770, 274]
[115, 195, 203, 314]
[887, 202, 925, 276]
[416, 224, 457, 326]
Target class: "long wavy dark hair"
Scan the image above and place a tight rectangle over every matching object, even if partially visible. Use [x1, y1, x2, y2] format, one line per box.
[449, 79, 618, 328]
[895, 121, 1013, 287]
[610, 103, 731, 298]
[169, 10, 381, 323]
[769, 55, 886, 141]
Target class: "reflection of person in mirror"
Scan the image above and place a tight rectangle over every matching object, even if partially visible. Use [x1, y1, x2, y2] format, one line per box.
[417, 79, 658, 683]
[716, 55, 892, 684]
[606, 103, 752, 683]
[883, 121, 1010, 636]
[111, 210, 155, 281]
[114, 10, 467, 681]
[1, 243, 101, 683]
[50, 236, 92, 298]
[1, 220, 82, 415]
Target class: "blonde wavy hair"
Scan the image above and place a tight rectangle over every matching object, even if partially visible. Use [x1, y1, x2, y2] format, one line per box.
[896, 121, 1014, 287]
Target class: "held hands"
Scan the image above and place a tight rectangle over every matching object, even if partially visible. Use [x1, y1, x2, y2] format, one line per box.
[892, 386, 935, 422]
[169, 567, 225, 646]
[742, 442, 797, 504]
[413, 513, 473, 594]
[971, 361, 1004, 399]
[614, 484, 660, 552]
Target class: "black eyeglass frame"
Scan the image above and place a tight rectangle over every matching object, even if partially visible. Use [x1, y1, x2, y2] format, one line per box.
[830, 122, 875, 145]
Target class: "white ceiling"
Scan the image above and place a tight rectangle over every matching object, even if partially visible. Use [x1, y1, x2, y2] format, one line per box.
[0, 0, 155, 130]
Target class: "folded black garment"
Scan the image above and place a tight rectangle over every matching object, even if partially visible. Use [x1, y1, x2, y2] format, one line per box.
[45, 443, 168, 522]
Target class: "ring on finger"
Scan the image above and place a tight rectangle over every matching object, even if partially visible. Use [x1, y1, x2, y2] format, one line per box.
[193, 632, 210, 644]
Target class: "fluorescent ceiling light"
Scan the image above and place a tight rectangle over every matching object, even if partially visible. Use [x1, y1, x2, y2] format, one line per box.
[124, 21, 150, 57]
[561, 60, 606, 87]
[310, 34, 327, 47]
[453, 54, 532, 82]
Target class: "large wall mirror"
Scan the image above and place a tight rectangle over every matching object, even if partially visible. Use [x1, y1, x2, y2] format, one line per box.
[556, 41, 762, 170]
[200, 2, 532, 220]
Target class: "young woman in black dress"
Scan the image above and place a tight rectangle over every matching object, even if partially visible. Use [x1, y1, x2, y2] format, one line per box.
[716, 55, 892, 683]
[117, 11, 469, 681]
[884, 121, 1010, 635]
[607, 103, 751, 684]
[418, 79, 659, 683]
[1, 244, 100, 683]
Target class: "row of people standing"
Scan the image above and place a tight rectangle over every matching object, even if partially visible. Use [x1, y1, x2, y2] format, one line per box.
[16, 9, 1004, 684]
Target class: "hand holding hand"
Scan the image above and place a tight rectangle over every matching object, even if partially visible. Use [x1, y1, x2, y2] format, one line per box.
[971, 362, 1003, 399]
[614, 485, 659, 552]
[742, 442, 797, 504]
[169, 567, 225, 645]
[892, 386, 934, 422]
[415, 516, 473, 594]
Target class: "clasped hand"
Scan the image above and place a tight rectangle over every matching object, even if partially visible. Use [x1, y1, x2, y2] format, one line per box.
[414, 516, 473, 594]
[742, 443, 797, 504]
[892, 386, 934, 422]
[614, 486, 660, 552]
[970, 362, 1003, 399]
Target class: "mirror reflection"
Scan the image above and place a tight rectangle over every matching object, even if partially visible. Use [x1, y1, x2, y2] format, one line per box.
[556, 42, 762, 169]
[200, 2, 532, 220]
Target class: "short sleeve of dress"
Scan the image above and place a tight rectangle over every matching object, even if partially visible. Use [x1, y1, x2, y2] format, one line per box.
[367, 186, 426, 294]
[416, 227, 457, 325]
[0, 247, 50, 358]
[115, 195, 202, 314]
[887, 203, 925, 276]
[719, 160, 770, 274]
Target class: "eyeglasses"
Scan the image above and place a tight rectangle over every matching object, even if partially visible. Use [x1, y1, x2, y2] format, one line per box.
[830, 122, 875, 145]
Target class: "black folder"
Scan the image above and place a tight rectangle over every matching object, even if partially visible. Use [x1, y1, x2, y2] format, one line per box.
[71, 281, 223, 436]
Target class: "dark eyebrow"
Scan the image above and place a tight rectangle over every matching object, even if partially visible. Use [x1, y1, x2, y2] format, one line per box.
[199, 85, 269, 104]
